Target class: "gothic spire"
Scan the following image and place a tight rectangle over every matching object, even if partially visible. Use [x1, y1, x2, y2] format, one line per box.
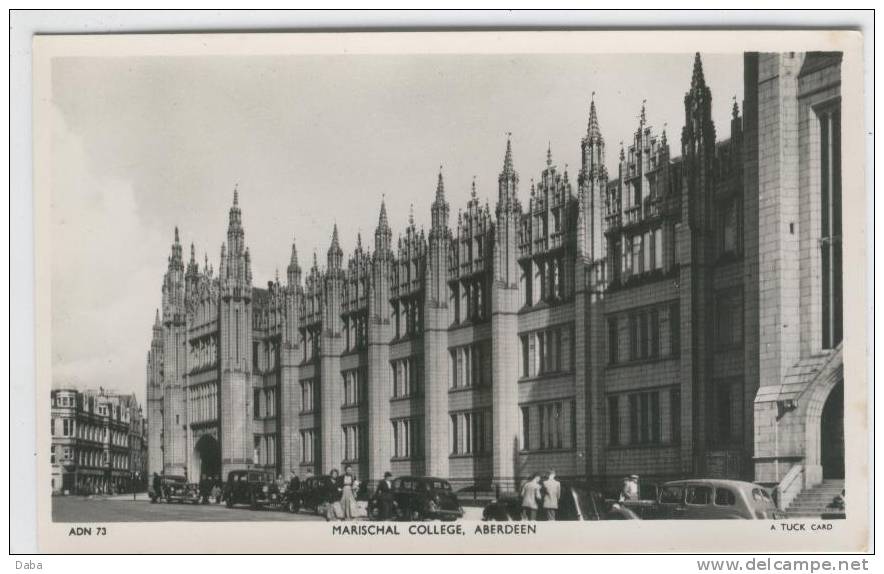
[691, 52, 706, 89]
[377, 197, 390, 232]
[435, 165, 445, 202]
[546, 142, 553, 167]
[502, 132, 515, 176]
[587, 96, 602, 142]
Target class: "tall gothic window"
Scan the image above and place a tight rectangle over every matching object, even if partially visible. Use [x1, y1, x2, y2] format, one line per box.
[819, 104, 842, 349]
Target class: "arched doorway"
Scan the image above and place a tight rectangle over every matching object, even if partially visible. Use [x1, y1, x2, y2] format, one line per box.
[193, 435, 221, 481]
[820, 380, 844, 479]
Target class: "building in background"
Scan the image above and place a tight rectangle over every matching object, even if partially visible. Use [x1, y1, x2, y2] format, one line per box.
[51, 388, 146, 494]
[144, 53, 843, 502]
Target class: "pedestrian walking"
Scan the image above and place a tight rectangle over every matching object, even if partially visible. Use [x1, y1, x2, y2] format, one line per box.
[375, 471, 395, 520]
[542, 469, 561, 521]
[520, 474, 542, 520]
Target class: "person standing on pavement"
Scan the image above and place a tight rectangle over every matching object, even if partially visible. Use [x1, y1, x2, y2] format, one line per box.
[151, 472, 161, 503]
[340, 465, 358, 520]
[520, 474, 542, 520]
[542, 469, 561, 521]
[375, 471, 395, 520]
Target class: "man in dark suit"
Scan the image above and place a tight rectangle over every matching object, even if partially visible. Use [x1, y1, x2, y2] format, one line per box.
[375, 471, 395, 520]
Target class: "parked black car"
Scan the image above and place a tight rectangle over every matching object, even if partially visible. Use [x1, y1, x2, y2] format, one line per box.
[370, 476, 463, 521]
[294, 475, 342, 515]
[148, 475, 201, 504]
[223, 470, 283, 510]
[482, 483, 639, 521]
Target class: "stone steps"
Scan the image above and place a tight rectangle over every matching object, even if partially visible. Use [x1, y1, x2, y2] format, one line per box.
[785, 480, 845, 519]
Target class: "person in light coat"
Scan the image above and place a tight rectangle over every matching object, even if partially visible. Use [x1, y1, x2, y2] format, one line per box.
[542, 470, 561, 520]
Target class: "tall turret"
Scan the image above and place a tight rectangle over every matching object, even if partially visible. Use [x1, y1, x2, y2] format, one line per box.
[218, 187, 254, 474]
[424, 167, 451, 478]
[366, 197, 394, 482]
[491, 135, 521, 489]
[319, 224, 345, 472]
[160, 226, 188, 475]
[578, 96, 608, 262]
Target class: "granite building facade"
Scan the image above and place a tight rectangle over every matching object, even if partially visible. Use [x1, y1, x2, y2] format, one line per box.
[145, 52, 844, 497]
[51, 388, 146, 494]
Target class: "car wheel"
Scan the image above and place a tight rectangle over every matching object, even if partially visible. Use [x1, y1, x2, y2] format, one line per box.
[225, 498, 234, 509]
[249, 493, 259, 511]
[287, 500, 300, 514]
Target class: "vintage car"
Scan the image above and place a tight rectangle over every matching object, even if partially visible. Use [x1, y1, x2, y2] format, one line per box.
[223, 470, 283, 510]
[149, 475, 200, 504]
[482, 483, 639, 521]
[646, 479, 784, 520]
[369, 476, 463, 521]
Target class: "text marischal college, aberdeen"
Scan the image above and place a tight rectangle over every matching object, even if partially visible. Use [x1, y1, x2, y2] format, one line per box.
[143, 52, 844, 500]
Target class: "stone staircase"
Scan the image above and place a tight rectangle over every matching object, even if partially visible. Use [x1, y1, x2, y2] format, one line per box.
[786, 479, 845, 518]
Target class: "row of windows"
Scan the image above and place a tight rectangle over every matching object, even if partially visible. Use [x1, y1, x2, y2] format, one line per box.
[254, 434, 277, 466]
[607, 388, 681, 447]
[607, 302, 680, 365]
[610, 225, 669, 284]
[449, 342, 490, 389]
[253, 387, 277, 419]
[519, 255, 569, 307]
[189, 336, 218, 371]
[252, 339, 279, 373]
[300, 429, 316, 464]
[394, 298, 423, 339]
[190, 383, 218, 423]
[392, 417, 423, 459]
[450, 409, 491, 455]
[342, 424, 365, 462]
[343, 368, 365, 407]
[299, 327, 322, 364]
[391, 357, 422, 399]
[51, 445, 130, 470]
[519, 399, 577, 452]
[520, 325, 574, 379]
[344, 312, 368, 352]
[52, 418, 130, 446]
[448, 278, 488, 324]
[300, 379, 316, 413]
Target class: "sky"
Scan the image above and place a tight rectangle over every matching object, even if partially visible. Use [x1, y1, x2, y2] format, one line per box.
[50, 52, 743, 404]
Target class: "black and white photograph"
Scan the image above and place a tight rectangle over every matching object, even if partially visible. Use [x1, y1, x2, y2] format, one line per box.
[25, 25, 868, 554]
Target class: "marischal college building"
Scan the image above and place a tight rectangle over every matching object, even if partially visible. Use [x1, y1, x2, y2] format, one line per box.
[146, 53, 844, 500]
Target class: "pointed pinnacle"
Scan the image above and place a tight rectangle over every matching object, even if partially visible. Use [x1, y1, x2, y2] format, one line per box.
[233, 184, 239, 206]
[546, 142, 553, 167]
[692, 52, 706, 88]
[378, 196, 390, 231]
[174, 226, 180, 243]
[502, 133, 514, 175]
[436, 166, 445, 201]
[471, 176, 478, 198]
[587, 97, 602, 139]
[190, 242, 196, 262]
[408, 204, 415, 226]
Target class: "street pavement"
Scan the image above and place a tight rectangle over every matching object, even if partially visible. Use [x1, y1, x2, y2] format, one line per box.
[52, 495, 329, 522]
[52, 495, 486, 522]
